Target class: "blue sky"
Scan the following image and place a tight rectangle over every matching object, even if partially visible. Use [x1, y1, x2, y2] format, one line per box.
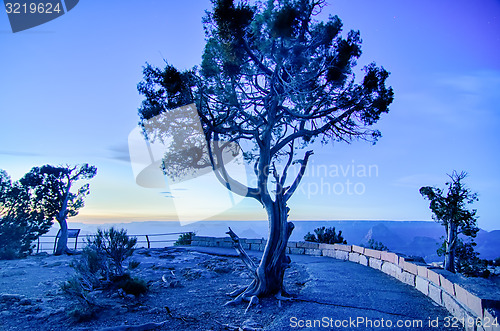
[1, 0, 499, 230]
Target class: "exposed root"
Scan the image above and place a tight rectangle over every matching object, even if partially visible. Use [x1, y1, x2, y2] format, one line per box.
[275, 292, 293, 301]
[245, 295, 259, 314]
[228, 286, 247, 297]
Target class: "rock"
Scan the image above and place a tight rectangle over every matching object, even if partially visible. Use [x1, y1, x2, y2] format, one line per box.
[242, 318, 263, 330]
[18, 298, 33, 306]
[0, 293, 25, 303]
[0, 310, 13, 317]
[158, 254, 176, 259]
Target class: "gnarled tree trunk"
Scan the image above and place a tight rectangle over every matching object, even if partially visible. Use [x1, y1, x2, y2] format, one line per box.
[444, 222, 457, 273]
[54, 181, 71, 256]
[226, 195, 294, 307]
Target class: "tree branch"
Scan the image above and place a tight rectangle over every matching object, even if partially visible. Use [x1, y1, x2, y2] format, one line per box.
[284, 150, 313, 202]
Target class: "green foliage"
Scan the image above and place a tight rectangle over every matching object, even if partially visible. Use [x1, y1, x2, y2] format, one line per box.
[420, 171, 479, 273]
[19, 164, 97, 223]
[0, 169, 51, 259]
[363, 239, 389, 251]
[174, 232, 195, 246]
[438, 239, 490, 278]
[113, 273, 148, 296]
[304, 226, 346, 244]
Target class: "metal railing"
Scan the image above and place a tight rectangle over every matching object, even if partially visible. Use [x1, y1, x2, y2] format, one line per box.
[35, 231, 192, 253]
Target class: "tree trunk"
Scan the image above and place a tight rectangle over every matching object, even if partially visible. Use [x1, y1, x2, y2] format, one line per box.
[54, 179, 72, 256]
[54, 217, 69, 255]
[444, 222, 456, 273]
[227, 195, 294, 305]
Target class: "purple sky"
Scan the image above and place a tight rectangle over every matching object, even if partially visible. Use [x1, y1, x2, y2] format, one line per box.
[1, 0, 499, 230]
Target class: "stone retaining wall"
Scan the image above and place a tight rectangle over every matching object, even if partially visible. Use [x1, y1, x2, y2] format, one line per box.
[191, 236, 499, 331]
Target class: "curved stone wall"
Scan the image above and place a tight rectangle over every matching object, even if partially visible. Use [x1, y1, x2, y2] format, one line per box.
[191, 236, 499, 331]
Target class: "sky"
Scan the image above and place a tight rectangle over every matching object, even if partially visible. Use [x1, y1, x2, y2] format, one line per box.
[1, 0, 499, 230]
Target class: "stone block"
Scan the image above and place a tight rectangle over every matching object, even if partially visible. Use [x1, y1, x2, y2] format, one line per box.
[415, 276, 429, 296]
[359, 254, 368, 266]
[403, 261, 419, 275]
[322, 249, 335, 258]
[439, 274, 455, 295]
[417, 265, 428, 278]
[352, 245, 365, 254]
[287, 241, 297, 248]
[442, 292, 466, 319]
[397, 271, 416, 286]
[246, 239, 263, 244]
[319, 243, 336, 250]
[369, 258, 383, 270]
[193, 236, 211, 241]
[290, 247, 305, 255]
[364, 248, 381, 259]
[349, 252, 360, 263]
[335, 250, 349, 261]
[381, 262, 400, 277]
[398, 256, 406, 268]
[460, 287, 483, 318]
[381, 251, 398, 264]
[427, 269, 441, 286]
[428, 283, 442, 305]
[297, 241, 320, 249]
[333, 244, 352, 252]
[305, 248, 322, 256]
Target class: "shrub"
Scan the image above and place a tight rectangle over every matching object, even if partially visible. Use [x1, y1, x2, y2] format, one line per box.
[363, 239, 389, 251]
[304, 226, 346, 244]
[62, 227, 145, 321]
[89, 227, 137, 276]
[113, 273, 148, 296]
[174, 232, 195, 246]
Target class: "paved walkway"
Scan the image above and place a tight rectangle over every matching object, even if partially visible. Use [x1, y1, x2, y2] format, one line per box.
[184, 246, 463, 331]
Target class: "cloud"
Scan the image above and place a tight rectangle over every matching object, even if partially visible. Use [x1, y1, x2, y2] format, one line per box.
[0, 150, 40, 157]
[107, 143, 131, 163]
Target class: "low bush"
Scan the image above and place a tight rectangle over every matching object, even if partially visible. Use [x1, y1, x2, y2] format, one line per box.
[362, 239, 389, 251]
[304, 226, 346, 244]
[62, 227, 147, 321]
[174, 232, 195, 246]
[113, 273, 148, 296]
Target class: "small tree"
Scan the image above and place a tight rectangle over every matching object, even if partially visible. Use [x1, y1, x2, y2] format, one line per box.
[420, 171, 479, 273]
[363, 238, 388, 251]
[0, 170, 51, 259]
[304, 226, 346, 244]
[20, 164, 97, 255]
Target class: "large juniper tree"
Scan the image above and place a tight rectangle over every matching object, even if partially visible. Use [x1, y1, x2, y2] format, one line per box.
[20, 164, 97, 255]
[138, 0, 393, 304]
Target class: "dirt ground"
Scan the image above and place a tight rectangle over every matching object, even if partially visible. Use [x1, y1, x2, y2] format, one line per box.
[0, 247, 309, 331]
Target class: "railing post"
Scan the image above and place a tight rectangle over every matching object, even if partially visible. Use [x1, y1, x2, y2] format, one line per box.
[146, 235, 150, 249]
[37, 237, 40, 254]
